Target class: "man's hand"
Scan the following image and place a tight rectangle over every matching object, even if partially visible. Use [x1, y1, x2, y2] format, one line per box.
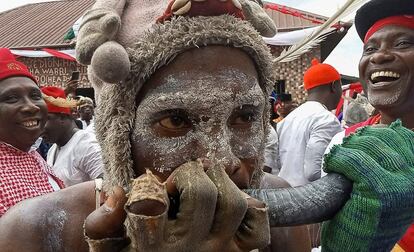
[84, 160, 270, 251]
[64, 80, 79, 96]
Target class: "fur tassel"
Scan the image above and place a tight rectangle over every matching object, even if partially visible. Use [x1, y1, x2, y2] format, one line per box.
[273, 0, 368, 63]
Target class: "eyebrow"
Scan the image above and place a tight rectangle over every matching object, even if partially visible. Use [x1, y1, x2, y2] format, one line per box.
[369, 31, 414, 43]
[142, 96, 261, 120]
[0, 86, 39, 95]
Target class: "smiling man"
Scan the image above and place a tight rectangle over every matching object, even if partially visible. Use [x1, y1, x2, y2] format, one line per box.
[0, 48, 63, 216]
[322, 0, 414, 250]
[356, 1, 414, 250]
[77, 96, 95, 130]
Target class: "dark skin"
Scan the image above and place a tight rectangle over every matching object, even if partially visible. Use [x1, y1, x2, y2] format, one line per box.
[64, 80, 79, 98]
[275, 100, 297, 118]
[0, 78, 88, 252]
[0, 47, 310, 252]
[0, 77, 47, 152]
[359, 25, 414, 129]
[79, 103, 94, 124]
[307, 80, 342, 111]
[42, 113, 79, 147]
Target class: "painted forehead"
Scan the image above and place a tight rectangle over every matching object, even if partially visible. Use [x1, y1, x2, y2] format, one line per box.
[140, 68, 264, 110]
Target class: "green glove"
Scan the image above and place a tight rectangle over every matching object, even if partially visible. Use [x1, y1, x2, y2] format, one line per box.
[321, 121, 414, 252]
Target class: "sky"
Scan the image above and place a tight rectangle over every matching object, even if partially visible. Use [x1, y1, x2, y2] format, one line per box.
[0, 0, 365, 76]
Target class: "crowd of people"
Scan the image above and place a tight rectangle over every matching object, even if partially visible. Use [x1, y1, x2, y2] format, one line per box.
[0, 0, 413, 251]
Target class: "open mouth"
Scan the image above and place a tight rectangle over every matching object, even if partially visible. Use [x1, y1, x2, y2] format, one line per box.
[370, 71, 400, 84]
[20, 120, 40, 129]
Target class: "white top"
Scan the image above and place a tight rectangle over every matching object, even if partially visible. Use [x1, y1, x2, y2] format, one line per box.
[85, 120, 95, 133]
[264, 127, 281, 174]
[321, 130, 346, 177]
[31, 137, 61, 191]
[47, 130, 104, 187]
[80, 118, 94, 130]
[277, 101, 342, 187]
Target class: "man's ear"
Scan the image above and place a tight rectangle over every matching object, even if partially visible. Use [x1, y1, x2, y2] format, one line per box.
[331, 80, 341, 93]
[330, 81, 336, 93]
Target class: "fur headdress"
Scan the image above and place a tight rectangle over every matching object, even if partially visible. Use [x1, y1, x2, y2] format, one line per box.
[94, 1, 276, 191]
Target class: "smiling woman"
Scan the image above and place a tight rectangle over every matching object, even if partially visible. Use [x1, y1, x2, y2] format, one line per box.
[0, 47, 63, 216]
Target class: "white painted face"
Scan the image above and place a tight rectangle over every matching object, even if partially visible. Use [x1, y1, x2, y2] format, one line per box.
[130, 46, 266, 188]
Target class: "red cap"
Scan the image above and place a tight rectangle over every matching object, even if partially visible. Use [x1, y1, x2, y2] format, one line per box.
[41, 86, 71, 115]
[0, 48, 37, 84]
[303, 59, 340, 90]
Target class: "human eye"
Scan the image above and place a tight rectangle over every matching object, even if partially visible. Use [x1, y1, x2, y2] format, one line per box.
[233, 113, 255, 125]
[31, 90, 42, 100]
[395, 39, 413, 48]
[363, 44, 378, 55]
[229, 106, 259, 129]
[0, 93, 19, 103]
[152, 109, 192, 137]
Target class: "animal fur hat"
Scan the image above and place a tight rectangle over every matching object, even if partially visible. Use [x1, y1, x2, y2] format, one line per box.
[95, 2, 276, 191]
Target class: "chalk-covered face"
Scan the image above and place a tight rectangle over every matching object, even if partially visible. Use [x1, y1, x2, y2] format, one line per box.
[359, 25, 414, 114]
[131, 46, 266, 188]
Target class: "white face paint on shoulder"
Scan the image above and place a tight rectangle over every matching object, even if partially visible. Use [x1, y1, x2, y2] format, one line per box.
[130, 46, 267, 188]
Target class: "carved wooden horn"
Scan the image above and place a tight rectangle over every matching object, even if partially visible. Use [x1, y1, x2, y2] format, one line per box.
[245, 173, 352, 227]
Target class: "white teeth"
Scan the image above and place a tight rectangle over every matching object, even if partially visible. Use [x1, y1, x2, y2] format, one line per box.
[22, 120, 38, 128]
[370, 71, 401, 81]
[172, 0, 191, 15]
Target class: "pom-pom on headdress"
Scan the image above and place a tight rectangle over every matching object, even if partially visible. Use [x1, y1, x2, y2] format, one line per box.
[95, 0, 277, 191]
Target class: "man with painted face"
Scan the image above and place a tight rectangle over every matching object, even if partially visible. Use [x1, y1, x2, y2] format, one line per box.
[0, 0, 414, 251]
[0, 2, 312, 251]
[0, 48, 64, 217]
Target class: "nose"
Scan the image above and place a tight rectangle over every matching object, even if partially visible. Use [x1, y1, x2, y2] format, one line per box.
[206, 132, 240, 176]
[369, 49, 395, 65]
[21, 98, 41, 114]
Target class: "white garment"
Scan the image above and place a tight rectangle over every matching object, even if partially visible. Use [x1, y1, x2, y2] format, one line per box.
[80, 118, 94, 130]
[277, 101, 342, 187]
[321, 130, 346, 177]
[31, 137, 43, 151]
[85, 120, 95, 133]
[47, 130, 104, 187]
[264, 127, 281, 174]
